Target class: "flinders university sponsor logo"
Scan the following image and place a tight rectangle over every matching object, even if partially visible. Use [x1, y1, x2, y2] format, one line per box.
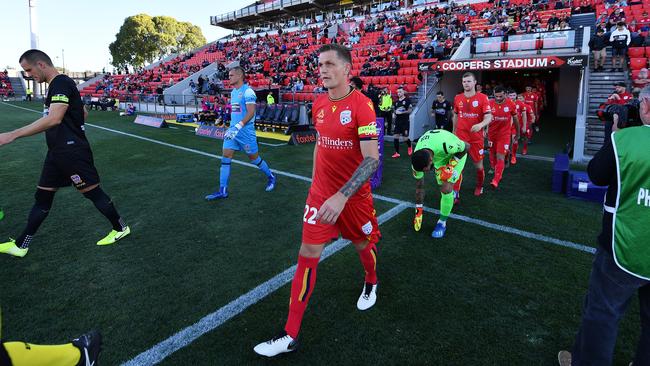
[318, 135, 354, 150]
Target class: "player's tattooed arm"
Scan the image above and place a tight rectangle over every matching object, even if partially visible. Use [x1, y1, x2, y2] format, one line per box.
[415, 178, 425, 204]
[340, 156, 379, 198]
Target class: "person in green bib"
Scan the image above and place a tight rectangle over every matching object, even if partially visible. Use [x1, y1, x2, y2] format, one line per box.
[558, 86, 650, 366]
[410, 129, 469, 238]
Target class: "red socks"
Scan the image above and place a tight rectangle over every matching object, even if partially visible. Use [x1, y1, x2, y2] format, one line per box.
[358, 243, 378, 284]
[476, 168, 485, 188]
[512, 141, 518, 158]
[285, 255, 319, 338]
[494, 159, 505, 184]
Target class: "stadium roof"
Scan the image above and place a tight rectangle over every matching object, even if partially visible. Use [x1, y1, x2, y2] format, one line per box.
[211, 0, 371, 30]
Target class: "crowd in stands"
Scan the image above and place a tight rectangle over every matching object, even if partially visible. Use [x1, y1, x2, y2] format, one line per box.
[0, 70, 15, 99]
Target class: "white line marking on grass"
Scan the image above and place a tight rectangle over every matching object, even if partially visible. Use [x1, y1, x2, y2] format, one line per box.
[120, 202, 409, 366]
[0, 102, 595, 255]
[259, 141, 286, 147]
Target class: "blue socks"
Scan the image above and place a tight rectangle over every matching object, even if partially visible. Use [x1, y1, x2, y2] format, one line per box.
[220, 158, 231, 188]
[251, 156, 273, 178]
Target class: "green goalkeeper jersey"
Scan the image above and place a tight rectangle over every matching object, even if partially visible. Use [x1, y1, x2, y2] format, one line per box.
[412, 129, 466, 179]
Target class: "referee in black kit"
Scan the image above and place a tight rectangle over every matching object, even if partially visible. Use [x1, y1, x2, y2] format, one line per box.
[0, 49, 130, 258]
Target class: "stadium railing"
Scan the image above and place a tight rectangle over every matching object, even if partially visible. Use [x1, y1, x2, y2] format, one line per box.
[471, 29, 578, 55]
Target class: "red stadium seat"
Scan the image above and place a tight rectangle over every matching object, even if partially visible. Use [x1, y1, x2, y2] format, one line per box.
[630, 57, 648, 70]
[628, 47, 646, 58]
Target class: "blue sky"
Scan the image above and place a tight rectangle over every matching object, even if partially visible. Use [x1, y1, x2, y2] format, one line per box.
[0, 0, 253, 73]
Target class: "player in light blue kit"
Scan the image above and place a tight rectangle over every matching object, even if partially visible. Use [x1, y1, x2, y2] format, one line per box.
[205, 66, 276, 200]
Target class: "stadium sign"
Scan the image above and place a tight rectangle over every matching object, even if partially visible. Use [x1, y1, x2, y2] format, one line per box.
[134, 115, 167, 128]
[289, 129, 318, 145]
[419, 55, 587, 72]
[195, 125, 226, 139]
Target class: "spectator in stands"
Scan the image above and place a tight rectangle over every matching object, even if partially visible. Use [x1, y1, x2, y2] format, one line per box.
[634, 68, 650, 90]
[608, 82, 633, 105]
[589, 28, 608, 71]
[350, 76, 364, 92]
[189, 79, 198, 94]
[558, 85, 650, 366]
[610, 22, 631, 72]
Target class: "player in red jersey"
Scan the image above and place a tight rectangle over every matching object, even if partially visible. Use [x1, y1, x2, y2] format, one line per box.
[508, 90, 527, 165]
[518, 94, 535, 155]
[488, 86, 519, 189]
[452, 72, 492, 197]
[523, 86, 539, 130]
[254, 44, 381, 357]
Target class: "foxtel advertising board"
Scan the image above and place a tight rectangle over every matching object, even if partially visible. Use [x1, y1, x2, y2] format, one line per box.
[419, 55, 587, 72]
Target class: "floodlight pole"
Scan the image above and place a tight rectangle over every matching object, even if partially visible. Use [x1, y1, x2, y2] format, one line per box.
[28, 0, 41, 98]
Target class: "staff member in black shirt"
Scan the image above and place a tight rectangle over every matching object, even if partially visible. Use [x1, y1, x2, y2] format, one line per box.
[0, 49, 130, 258]
[431, 91, 452, 131]
[391, 87, 413, 158]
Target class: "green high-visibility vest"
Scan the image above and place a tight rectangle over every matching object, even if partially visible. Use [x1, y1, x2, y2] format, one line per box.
[267, 94, 275, 105]
[379, 94, 392, 112]
[610, 125, 650, 279]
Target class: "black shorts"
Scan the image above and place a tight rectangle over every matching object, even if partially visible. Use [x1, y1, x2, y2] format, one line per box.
[38, 147, 100, 190]
[612, 47, 627, 57]
[394, 117, 410, 135]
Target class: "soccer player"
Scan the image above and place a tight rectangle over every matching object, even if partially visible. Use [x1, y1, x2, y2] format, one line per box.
[452, 72, 492, 197]
[518, 94, 535, 155]
[1, 308, 101, 366]
[0, 50, 130, 258]
[508, 90, 527, 165]
[253, 44, 381, 357]
[523, 85, 539, 131]
[391, 87, 413, 158]
[204, 66, 276, 200]
[411, 129, 468, 238]
[488, 86, 519, 189]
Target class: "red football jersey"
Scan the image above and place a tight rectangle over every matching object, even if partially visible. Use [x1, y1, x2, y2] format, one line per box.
[489, 99, 516, 139]
[514, 100, 528, 132]
[523, 92, 539, 114]
[311, 89, 378, 201]
[453, 92, 491, 131]
[607, 91, 633, 105]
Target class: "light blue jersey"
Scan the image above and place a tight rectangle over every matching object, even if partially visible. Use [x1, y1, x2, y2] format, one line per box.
[224, 83, 259, 154]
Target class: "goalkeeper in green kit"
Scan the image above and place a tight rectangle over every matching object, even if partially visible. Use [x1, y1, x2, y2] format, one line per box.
[410, 129, 469, 238]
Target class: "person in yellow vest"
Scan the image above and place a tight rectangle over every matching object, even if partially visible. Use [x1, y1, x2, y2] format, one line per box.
[378, 87, 393, 134]
[0, 308, 101, 366]
[25, 87, 33, 102]
[267, 92, 275, 105]
[113, 98, 119, 111]
[558, 86, 650, 366]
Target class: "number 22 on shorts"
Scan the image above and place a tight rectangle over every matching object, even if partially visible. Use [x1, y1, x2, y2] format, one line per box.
[303, 205, 318, 225]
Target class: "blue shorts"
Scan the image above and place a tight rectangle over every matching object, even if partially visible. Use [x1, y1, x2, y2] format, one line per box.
[223, 128, 259, 155]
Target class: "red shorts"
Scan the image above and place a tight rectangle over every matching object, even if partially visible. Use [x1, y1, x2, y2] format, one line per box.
[488, 137, 510, 155]
[302, 192, 380, 245]
[455, 128, 484, 163]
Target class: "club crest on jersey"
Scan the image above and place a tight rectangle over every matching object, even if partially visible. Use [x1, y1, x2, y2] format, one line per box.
[361, 221, 373, 235]
[70, 175, 83, 184]
[340, 110, 352, 125]
[472, 101, 479, 107]
[317, 109, 325, 124]
[504, 107, 510, 112]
